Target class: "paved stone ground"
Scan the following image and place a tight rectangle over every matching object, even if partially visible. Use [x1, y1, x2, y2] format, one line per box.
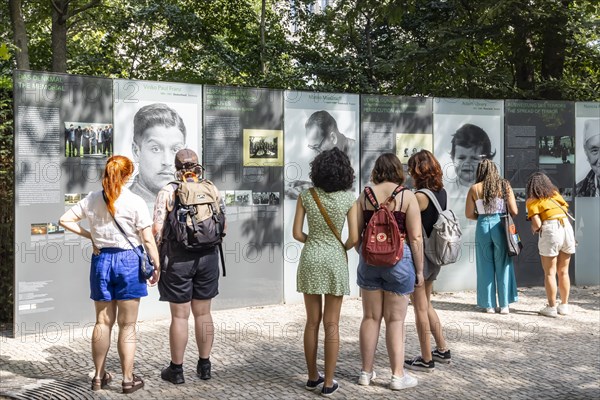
[1, 286, 599, 400]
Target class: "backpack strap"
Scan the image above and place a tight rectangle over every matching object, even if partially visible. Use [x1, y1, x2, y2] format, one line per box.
[416, 188, 444, 214]
[363, 186, 380, 210]
[382, 185, 405, 210]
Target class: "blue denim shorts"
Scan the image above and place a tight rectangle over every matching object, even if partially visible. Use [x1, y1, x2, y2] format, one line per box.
[90, 247, 148, 301]
[357, 243, 416, 295]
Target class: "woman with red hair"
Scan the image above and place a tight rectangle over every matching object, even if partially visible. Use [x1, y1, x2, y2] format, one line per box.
[404, 150, 452, 372]
[60, 155, 160, 394]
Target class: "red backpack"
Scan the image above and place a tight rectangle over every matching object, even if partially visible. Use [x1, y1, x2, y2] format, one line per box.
[362, 185, 406, 267]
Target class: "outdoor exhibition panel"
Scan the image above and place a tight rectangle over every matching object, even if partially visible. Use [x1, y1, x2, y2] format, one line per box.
[10, 70, 600, 335]
[283, 91, 360, 303]
[574, 102, 600, 286]
[359, 95, 433, 189]
[432, 98, 504, 292]
[13, 71, 113, 330]
[203, 86, 284, 308]
[504, 100, 576, 286]
[113, 78, 203, 319]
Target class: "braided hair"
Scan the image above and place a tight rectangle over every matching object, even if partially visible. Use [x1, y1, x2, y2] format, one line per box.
[475, 159, 507, 213]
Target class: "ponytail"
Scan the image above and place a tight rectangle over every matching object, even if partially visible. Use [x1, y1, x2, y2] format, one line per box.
[102, 155, 134, 214]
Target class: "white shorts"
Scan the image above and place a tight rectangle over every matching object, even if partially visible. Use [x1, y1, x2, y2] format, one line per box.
[538, 218, 576, 257]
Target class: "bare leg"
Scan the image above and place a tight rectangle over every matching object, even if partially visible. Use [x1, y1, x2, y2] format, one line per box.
[556, 251, 571, 304]
[116, 299, 140, 382]
[383, 292, 410, 377]
[192, 299, 213, 359]
[322, 294, 344, 388]
[360, 289, 383, 373]
[540, 255, 558, 307]
[425, 281, 447, 351]
[92, 301, 116, 380]
[411, 284, 432, 361]
[169, 302, 192, 364]
[303, 294, 323, 382]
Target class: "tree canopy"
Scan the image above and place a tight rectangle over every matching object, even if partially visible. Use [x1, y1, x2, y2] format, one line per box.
[1, 0, 599, 99]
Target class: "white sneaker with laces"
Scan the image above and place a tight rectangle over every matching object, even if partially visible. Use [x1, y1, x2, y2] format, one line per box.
[357, 370, 376, 386]
[485, 307, 496, 314]
[499, 307, 509, 314]
[539, 305, 558, 318]
[557, 303, 570, 315]
[389, 373, 418, 390]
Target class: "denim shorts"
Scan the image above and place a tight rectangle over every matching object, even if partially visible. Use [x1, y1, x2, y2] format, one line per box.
[90, 247, 148, 301]
[357, 243, 416, 295]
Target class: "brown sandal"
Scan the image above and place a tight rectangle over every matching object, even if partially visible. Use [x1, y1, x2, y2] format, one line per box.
[122, 374, 144, 394]
[91, 371, 112, 391]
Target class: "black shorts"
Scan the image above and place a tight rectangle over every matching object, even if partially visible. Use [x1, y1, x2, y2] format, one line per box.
[158, 244, 219, 303]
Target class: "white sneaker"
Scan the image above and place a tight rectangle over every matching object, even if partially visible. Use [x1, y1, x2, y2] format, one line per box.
[389, 373, 418, 390]
[557, 303, 570, 315]
[539, 305, 558, 318]
[485, 307, 496, 314]
[357, 370, 376, 386]
[499, 307, 509, 314]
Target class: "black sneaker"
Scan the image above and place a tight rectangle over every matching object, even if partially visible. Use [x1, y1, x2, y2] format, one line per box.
[161, 365, 184, 384]
[197, 359, 211, 380]
[431, 348, 452, 364]
[305, 372, 324, 390]
[404, 356, 435, 372]
[320, 381, 338, 397]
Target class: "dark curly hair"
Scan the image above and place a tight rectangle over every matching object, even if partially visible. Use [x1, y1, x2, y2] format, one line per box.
[526, 172, 558, 200]
[450, 123, 496, 160]
[309, 147, 354, 192]
[407, 150, 443, 191]
[371, 153, 405, 185]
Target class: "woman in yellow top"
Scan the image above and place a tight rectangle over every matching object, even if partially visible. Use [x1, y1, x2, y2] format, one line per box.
[525, 172, 576, 318]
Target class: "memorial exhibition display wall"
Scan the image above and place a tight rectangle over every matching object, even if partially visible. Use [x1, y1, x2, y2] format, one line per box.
[11, 70, 599, 333]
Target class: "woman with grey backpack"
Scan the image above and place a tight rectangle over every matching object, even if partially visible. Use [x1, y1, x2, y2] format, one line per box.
[404, 150, 452, 373]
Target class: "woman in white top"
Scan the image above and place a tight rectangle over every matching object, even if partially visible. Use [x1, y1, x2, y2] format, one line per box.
[465, 159, 518, 314]
[59, 155, 160, 394]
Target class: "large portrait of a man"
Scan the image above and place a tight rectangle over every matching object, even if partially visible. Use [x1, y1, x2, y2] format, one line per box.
[576, 119, 600, 197]
[128, 103, 187, 203]
[284, 110, 356, 199]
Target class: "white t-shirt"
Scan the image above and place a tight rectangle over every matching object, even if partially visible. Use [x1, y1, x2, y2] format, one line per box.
[71, 187, 152, 249]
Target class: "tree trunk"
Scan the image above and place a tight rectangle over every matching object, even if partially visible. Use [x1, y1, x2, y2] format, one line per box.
[540, 0, 571, 99]
[9, 0, 30, 70]
[260, 0, 267, 75]
[363, 11, 377, 90]
[51, 0, 69, 73]
[511, 15, 535, 94]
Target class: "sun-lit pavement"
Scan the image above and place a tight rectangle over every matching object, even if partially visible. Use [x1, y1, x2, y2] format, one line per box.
[1, 286, 599, 399]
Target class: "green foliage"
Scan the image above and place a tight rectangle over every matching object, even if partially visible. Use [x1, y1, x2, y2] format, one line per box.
[0, 86, 14, 325]
[1, 0, 598, 99]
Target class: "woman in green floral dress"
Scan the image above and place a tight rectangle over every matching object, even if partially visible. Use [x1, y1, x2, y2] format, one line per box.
[293, 148, 359, 396]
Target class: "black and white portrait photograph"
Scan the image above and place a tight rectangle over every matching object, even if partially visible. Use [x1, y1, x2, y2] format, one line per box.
[283, 108, 358, 200]
[575, 118, 600, 197]
[435, 118, 502, 196]
[114, 100, 199, 205]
